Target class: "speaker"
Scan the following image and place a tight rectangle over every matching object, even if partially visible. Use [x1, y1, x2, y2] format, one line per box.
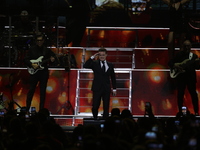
[83, 118, 105, 129]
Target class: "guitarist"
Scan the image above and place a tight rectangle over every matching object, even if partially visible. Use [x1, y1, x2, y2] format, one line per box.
[24, 33, 56, 113]
[168, 40, 200, 115]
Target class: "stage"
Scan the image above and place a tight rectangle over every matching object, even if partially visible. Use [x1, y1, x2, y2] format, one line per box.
[1, 66, 200, 126]
[1, 27, 200, 127]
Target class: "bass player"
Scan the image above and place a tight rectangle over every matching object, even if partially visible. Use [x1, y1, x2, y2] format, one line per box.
[168, 40, 200, 116]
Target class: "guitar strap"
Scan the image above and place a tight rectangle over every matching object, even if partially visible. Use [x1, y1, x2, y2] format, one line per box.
[189, 52, 193, 60]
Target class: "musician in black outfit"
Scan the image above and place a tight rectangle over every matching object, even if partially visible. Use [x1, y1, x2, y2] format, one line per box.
[83, 48, 117, 119]
[168, 40, 200, 115]
[162, 0, 191, 60]
[13, 10, 34, 34]
[24, 33, 56, 112]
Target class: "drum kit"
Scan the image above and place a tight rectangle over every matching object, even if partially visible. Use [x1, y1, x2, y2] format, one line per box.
[0, 14, 71, 68]
[0, 27, 34, 67]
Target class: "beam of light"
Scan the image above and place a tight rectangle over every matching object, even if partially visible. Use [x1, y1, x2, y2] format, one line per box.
[147, 63, 166, 84]
[58, 92, 67, 103]
[46, 78, 58, 93]
[162, 99, 172, 110]
[138, 100, 146, 112]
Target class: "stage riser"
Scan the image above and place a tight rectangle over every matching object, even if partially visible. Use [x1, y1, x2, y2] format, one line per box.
[1, 68, 200, 127]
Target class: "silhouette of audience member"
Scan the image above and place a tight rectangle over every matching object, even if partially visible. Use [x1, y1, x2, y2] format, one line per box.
[102, 115, 122, 138]
[71, 124, 86, 149]
[119, 117, 138, 144]
[5, 116, 25, 149]
[164, 117, 179, 145]
[2, 107, 200, 150]
[22, 121, 41, 150]
[144, 102, 155, 118]
[111, 108, 120, 117]
[37, 120, 64, 150]
[0, 108, 74, 150]
[132, 145, 146, 150]
[34, 144, 52, 150]
[121, 109, 133, 119]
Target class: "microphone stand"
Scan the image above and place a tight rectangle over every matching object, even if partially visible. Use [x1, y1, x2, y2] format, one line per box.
[56, 50, 74, 114]
[7, 73, 21, 110]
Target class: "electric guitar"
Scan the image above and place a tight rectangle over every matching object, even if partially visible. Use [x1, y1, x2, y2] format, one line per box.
[27, 56, 44, 75]
[170, 58, 199, 78]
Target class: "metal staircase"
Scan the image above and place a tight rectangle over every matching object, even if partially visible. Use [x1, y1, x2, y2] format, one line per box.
[74, 47, 135, 117]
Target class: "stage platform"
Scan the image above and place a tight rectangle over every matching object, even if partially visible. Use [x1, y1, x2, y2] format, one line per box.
[1, 66, 200, 127]
[1, 33, 200, 127]
[50, 113, 184, 128]
[54, 114, 200, 132]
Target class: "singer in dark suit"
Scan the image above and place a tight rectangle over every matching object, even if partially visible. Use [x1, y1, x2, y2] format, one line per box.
[83, 48, 117, 119]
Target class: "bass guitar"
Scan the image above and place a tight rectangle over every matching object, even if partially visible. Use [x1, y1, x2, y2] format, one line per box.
[170, 57, 199, 78]
[27, 56, 44, 75]
[170, 59, 189, 78]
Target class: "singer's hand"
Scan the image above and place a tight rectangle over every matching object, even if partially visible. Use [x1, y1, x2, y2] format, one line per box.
[112, 90, 117, 96]
[91, 53, 99, 59]
[93, 53, 99, 58]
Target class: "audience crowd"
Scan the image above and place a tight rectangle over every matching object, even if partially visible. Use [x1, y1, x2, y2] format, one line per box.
[0, 107, 199, 150]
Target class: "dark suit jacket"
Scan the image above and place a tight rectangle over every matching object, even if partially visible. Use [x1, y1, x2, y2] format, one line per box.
[83, 58, 116, 92]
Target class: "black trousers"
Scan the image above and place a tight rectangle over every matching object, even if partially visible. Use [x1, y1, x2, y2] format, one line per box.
[92, 88, 110, 119]
[177, 78, 199, 114]
[26, 70, 49, 112]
